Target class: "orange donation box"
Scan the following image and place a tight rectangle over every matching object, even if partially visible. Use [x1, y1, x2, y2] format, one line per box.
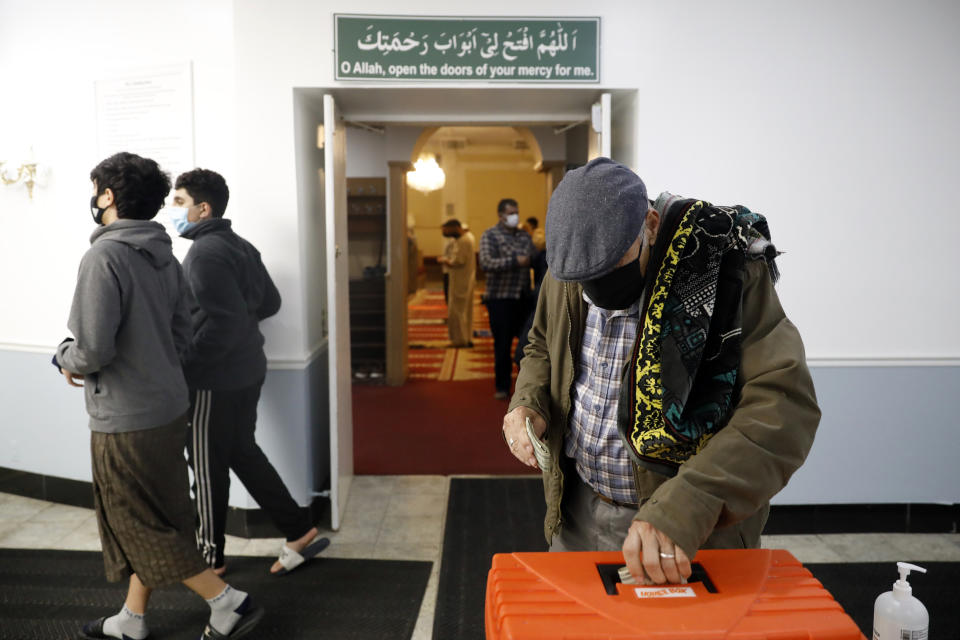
[485, 549, 866, 639]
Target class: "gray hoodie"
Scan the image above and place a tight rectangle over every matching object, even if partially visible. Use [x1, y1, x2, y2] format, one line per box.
[56, 219, 191, 433]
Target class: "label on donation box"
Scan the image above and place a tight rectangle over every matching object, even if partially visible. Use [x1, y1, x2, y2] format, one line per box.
[634, 586, 698, 599]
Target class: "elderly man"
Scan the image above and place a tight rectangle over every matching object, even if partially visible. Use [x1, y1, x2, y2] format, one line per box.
[501, 158, 820, 585]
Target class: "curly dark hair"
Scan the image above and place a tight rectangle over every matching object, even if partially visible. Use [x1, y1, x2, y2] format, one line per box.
[174, 168, 229, 218]
[89, 152, 171, 220]
[497, 198, 518, 213]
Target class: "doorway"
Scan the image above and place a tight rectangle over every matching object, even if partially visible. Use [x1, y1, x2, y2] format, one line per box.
[292, 87, 639, 525]
[405, 125, 549, 378]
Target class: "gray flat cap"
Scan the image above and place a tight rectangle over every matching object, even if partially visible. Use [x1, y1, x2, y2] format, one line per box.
[546, 157, 648, 281]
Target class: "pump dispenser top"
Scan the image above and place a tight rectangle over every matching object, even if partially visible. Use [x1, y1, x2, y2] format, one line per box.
[873, 562, 929, 640]
[894, 562, 926, 595]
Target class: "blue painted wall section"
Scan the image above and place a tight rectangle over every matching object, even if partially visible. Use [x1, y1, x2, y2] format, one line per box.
[1, 348, 957, 506]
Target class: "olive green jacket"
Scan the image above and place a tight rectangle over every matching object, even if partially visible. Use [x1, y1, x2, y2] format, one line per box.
[509, 260, 820, 558]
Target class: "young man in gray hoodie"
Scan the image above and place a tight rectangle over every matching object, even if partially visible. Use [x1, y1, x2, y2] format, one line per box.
[55, 152, 263, 640]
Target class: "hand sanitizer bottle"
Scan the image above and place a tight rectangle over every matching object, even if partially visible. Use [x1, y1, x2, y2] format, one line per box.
[872, 562, 929, 640]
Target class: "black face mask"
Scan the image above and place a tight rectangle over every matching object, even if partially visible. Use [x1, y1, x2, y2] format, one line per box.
[581, 258, 645, 310]
[90, 194, 107, 226]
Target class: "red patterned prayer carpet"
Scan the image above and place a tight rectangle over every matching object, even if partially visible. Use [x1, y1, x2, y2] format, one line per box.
[353, 286, 536, 475]
[406, 289, 497, 381]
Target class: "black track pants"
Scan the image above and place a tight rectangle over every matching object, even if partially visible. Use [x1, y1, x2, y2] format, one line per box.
[485, 298, 526, 393]
[186, 380, 312, 569]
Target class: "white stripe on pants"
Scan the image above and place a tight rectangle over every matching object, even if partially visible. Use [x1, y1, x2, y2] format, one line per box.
[191, 390, 217, 567]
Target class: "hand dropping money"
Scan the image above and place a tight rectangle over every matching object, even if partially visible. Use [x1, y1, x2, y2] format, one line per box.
[525, 416, 551, 471]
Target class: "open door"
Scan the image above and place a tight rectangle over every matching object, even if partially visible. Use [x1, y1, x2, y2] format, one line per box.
[589, 91, 639, 169]
[609, 90, 638, 170]
[589, 92, 612, 160]
[323, 94, 353, 530]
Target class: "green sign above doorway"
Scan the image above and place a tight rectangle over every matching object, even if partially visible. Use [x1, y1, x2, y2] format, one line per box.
[335, 15, 600, 82]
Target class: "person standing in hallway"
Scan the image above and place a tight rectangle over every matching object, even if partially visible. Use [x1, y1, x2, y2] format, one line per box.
[437, 218, 476, 348]
[440, 219, 455, 306]
[514, 217, 548, 368]
[54, 152, 262, 640]
[170, 168, 328, 578]
[478, 198, 535, 399]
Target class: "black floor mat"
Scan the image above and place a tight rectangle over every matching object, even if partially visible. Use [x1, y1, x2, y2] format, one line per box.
[0, 549, 431, 640]
[808, 562, 959, 639]
[432, 478, 958, 640]
[433, 477, 546, 640]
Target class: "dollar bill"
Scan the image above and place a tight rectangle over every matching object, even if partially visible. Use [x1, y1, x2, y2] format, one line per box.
[618, 565, 638, 585]
[525, 416, 551, 471]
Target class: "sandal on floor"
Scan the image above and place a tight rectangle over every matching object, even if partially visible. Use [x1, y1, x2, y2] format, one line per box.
[201, 596, 264, 639]
[79, 616, 151, 640]
[273, 535, 330, 576]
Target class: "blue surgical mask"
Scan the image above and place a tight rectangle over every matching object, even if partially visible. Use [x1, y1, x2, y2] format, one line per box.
[166, 206, 196, 235]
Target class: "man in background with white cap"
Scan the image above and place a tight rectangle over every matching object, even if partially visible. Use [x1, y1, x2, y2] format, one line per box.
[501, 158, 820, 585]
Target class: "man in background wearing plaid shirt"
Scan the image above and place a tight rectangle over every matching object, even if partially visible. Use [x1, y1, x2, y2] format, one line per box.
[478, 198, 535, 399]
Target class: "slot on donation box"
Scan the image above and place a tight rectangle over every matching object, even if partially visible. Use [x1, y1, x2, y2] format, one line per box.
[595, 562, 717, 596]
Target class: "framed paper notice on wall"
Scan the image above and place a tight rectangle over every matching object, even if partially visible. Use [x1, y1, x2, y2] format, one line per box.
[94, 62, 195, 178]
[335, 15, 600, 82]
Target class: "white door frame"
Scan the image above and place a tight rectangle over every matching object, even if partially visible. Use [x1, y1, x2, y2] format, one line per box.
[323, 94, 353, 531]
[310, 86, 638, 532]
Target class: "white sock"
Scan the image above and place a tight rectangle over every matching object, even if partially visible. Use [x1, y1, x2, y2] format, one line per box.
[102, 605, 148, 640]
[205, 584, 249, 635]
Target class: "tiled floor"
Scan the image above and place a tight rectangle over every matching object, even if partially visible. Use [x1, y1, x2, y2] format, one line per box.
[2, 478, 960, 640]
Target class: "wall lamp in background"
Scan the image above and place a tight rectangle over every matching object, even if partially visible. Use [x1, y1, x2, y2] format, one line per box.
[0, 149, 48, 200]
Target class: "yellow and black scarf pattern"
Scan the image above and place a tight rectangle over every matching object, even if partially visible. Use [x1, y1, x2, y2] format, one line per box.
[627, 201, 705, 469]
[619, 198, 776, 475]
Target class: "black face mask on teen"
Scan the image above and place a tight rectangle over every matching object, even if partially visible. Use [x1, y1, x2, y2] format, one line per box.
[581, 258, 645, 310]
[90, 194, 107, 226]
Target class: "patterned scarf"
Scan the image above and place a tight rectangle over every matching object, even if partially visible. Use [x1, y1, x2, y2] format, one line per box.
[617, 195, 778, 476]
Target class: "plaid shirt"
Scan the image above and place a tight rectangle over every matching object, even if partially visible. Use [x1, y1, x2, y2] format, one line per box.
[565, 292, 644, 505]
[478, 224, 534, 300]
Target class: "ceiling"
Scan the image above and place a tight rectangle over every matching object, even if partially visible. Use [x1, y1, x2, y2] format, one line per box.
[421, 126, 539, 163]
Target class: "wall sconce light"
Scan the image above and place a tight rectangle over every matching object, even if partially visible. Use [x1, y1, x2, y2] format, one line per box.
[1, 149, 47, 200]
[406, 154, 445, 193]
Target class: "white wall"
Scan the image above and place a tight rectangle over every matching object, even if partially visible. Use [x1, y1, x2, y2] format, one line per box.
[293, 92, 329, 358]
[0, 0, 237, 350]
[0, 0, 238, 483]
[2, 0, 959, 505]
[530, 126, 567, 161]
[229, 0, 960, 361]
[5, 0, 958, 362]
[631, 0, 960, 361]
[346, 127, 389, 178]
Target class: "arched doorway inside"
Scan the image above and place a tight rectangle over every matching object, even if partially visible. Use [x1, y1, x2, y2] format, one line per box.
[406, 125, 546, 373]
[353, 124, 561, 475]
